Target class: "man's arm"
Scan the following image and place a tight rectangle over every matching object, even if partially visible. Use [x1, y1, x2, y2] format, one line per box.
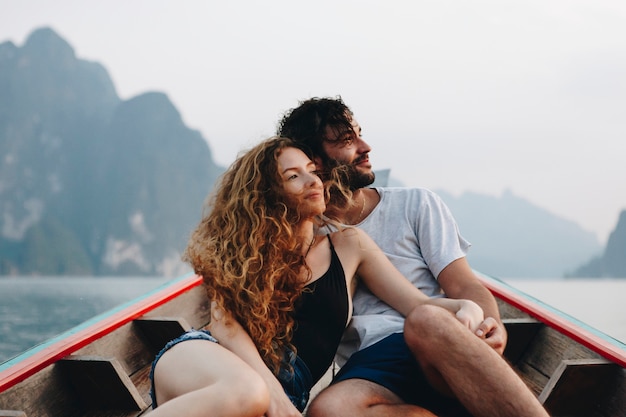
[438, 257, 508, 354]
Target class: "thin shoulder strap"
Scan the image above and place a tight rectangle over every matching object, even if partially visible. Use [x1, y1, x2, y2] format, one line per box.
[326, 233, 334, 249]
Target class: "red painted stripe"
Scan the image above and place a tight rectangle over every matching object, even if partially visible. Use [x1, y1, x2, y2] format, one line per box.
[0, 274, 203, 392]
[478, 275, 626, 368]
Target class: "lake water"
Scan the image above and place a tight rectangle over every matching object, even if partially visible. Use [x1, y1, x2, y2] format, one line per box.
[505, 278, 626, 344]
[0, 276, 624, 364]
[0, 276, 171, 363]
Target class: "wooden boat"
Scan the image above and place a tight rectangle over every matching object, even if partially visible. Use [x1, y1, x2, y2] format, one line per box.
[0, 272, 624, 417]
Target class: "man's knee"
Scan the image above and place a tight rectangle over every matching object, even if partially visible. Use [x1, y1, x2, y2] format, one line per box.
[404, 304, 460, 350]
[405, 304, 455, 332]
[306, 384, 347, 417]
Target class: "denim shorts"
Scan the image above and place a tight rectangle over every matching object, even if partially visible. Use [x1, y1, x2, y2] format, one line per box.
[333, 332, 462, 413]
[149, 329, 313, 412]
[277, 349, 313, 411]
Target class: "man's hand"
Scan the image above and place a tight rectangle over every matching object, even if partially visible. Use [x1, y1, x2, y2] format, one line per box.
[475, 317, 507, 355]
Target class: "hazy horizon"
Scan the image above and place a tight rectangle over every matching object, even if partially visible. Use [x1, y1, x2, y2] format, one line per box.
[2, 0, 625, 243]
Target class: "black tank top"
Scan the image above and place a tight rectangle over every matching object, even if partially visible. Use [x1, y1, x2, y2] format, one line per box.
[291, 234, 349, 384]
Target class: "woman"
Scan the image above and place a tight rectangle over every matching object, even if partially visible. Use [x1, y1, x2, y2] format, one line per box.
[149, 137, 483, 417]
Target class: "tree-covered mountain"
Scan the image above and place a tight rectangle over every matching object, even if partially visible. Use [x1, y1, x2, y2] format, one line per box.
[0, 27, 223, 276]
[567, 210, 626, 278]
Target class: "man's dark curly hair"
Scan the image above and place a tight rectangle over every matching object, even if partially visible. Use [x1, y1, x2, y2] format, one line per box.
[276, 96, 354, 165]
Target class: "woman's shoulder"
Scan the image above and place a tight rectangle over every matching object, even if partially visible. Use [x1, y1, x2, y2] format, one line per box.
[329, 227, 373, 248]
[327, 228, 375, 273]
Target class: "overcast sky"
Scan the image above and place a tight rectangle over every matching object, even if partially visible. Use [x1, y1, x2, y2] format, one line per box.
[2, 0, 625, 243]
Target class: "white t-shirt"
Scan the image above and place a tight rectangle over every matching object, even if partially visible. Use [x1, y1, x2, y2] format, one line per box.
[335, 187, 470, 365]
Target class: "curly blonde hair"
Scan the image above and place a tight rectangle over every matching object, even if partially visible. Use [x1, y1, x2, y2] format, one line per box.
[183, 137, 316, 374]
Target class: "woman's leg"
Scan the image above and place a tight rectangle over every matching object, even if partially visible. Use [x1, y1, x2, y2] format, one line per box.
[150, 339, 270, 417]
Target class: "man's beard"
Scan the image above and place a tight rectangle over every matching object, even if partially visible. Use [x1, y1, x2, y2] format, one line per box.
[321, 159, 375, 219]
[325, 157, 376, 191]
[346, 166, 375, 190]
[336, 160, 375, 191]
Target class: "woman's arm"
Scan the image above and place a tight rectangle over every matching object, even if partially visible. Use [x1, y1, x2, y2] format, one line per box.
[438, 258, 507, 352]
[350, 229, 483, 329]
[423, 297, 484, 332]
[208, 302, 301, 417]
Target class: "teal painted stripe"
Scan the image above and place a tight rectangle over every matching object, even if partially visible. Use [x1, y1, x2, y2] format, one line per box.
[0, 273, 194, 372]
[477, 271, 626, 351]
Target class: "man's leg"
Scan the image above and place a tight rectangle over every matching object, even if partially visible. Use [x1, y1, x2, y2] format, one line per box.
[306, 378, 437, 417]
[306, 333, 468, 417]
[404, 304, 549, 417]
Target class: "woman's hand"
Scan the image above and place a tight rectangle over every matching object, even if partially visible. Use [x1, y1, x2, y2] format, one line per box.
[265, 379, 302, 417]
[454, 299, 484, 332]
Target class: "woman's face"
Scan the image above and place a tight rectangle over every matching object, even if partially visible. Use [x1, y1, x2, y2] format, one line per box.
[277, 147, 325, 218]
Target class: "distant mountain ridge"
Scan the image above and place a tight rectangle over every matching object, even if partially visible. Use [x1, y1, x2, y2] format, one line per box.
[0, 27, 223, 276]
[567, 209, 626, 278]
[0, 27, 621, 278]
[434, 189, 604, 278]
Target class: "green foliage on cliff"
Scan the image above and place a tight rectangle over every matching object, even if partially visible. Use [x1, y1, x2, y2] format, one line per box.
[0, 27, 223, 276]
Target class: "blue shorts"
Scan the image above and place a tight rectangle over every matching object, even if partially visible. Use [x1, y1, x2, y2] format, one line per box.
[149, 329, 312, 412]
[333, 332, 463, 413]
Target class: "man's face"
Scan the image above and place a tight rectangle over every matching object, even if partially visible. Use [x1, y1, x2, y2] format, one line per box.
[321, 116, 375, 189]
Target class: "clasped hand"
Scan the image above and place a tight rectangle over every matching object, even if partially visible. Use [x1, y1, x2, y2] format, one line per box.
[454, 299, 484, 332]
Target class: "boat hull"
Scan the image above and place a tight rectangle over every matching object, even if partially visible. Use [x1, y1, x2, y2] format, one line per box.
[0, 273, 624, 417]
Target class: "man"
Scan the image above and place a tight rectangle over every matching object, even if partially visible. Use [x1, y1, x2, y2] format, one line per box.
[277, 97, 549, 417]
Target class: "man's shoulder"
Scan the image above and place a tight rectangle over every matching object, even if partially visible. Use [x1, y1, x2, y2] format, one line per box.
[376, 185, 435, 194]
[375, 186, 442, 202]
